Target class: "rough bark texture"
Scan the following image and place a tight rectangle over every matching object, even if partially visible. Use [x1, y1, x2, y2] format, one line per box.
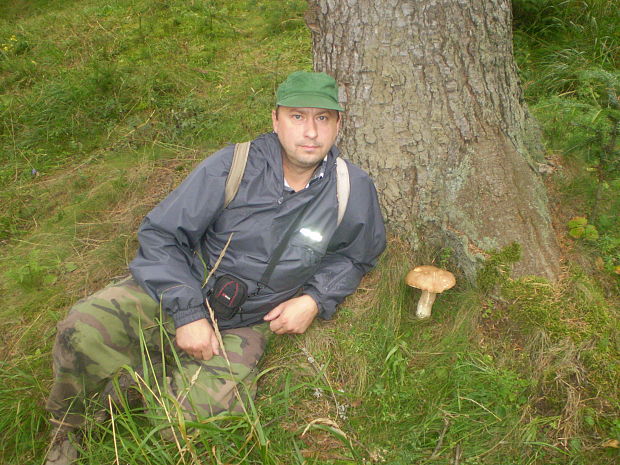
[307, 0, 561, 282]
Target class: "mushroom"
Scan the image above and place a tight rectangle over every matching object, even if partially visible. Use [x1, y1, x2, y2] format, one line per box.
[405, 265, 456, 319]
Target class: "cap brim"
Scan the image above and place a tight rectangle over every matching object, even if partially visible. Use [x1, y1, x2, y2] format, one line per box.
[277, 94, 344, 112]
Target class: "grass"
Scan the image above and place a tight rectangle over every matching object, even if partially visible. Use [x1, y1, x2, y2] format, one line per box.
[1, 0, 619, 464]
[513, 0, 620, 280]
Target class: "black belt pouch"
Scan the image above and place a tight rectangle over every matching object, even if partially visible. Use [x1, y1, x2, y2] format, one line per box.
[208, 274, 248, 320]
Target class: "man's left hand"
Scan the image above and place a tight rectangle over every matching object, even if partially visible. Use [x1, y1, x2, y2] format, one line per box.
[263, 294, 319, 334]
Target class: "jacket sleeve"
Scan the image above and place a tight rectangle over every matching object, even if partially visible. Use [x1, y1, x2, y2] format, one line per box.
[303, 171, 386, 319]
[129, 147, 232, 328]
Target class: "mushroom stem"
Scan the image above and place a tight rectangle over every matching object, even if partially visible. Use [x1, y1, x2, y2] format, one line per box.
[416, 290, 437, 319]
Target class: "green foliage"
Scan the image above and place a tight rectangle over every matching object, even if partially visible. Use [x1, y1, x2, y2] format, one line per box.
[531, 68, 619, 180]
[0, 361, 49, 465]
[513, 0, 620, 277]
[255, 0, 307, 34]
[567, 216, 600, 240]
[5, 250, 60, 290]
[513, 0, 619, 74]
[501, 277, 570, 338]
[498, 269, 619, 398]
[476, 242, 522, 293]
[0, 0, 310, 241]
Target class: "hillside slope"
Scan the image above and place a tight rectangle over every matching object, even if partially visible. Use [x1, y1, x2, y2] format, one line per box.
[1, 1, 618, 464]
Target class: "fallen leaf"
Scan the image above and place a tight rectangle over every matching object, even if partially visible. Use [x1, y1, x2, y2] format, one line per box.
[301, 418, 345, 437]
[602, 439, 619, 448]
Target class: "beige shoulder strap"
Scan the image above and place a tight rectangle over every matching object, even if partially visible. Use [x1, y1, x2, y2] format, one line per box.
[336, 157, 350, 227]
[224, 141, 251, 208]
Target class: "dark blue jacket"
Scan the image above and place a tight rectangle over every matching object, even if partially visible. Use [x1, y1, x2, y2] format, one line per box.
[129, 132, 386, 329]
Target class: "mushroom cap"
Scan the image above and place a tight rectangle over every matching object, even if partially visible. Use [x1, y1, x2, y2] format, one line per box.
[405, 265, 456, 294]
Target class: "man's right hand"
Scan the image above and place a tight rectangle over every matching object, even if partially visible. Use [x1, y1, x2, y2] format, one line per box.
[175, 318, 221, 361]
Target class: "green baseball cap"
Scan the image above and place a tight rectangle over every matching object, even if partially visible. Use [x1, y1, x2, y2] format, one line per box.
[276, 71, 344, 111]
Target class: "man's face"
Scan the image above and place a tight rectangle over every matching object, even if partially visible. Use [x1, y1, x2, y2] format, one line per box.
[272, 106, 341, 171]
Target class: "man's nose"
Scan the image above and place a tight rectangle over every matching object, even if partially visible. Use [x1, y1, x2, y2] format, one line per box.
[304, 118, 318, 139]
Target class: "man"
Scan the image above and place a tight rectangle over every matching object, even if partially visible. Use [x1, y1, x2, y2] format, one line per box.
[45, 71, 386, 464]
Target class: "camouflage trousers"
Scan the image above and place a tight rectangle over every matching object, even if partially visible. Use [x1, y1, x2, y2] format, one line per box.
[46, 276, 271, 429]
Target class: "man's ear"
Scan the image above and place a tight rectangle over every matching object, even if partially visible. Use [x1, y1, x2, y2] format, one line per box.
[271, 109, 278, 134]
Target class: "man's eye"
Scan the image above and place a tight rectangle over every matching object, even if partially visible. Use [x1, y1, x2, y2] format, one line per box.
[292, 114, 302, 120]
[317, 115, 327, 121]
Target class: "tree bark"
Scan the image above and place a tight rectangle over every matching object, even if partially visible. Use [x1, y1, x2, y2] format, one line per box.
[307, 0, 561, 282]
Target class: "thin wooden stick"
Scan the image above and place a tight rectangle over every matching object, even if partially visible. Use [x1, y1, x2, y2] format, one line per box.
[202, 233, 251, 416]
[108, 395, 120, 465]
[431, 417, 451, 459]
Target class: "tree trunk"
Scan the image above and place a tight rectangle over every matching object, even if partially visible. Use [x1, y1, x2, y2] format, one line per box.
[307, 0, 561, 282]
